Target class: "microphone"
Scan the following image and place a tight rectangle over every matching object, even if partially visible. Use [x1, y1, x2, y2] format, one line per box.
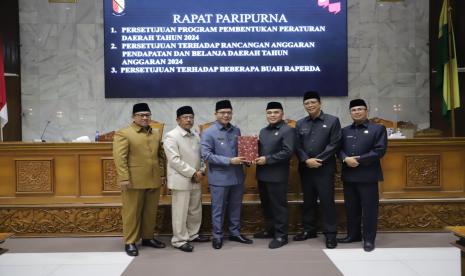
[40, 120, 51, 142]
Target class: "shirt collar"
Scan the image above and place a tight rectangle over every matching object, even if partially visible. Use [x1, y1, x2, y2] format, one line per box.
[351, 120, 369, 129]
[214, 120, 234, 131]
[267, 120, 285, 130]
[306, 110, 325, 122]
[131, 122, 152, 133]
[177, 125, 193, 137]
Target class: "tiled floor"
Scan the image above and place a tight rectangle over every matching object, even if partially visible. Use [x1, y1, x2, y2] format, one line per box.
[0, 233, 460, 276]
[0, 252, 133, 276]
[324, 247, 460, 276]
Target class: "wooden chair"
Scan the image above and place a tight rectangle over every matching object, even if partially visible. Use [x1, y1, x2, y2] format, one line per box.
[369, 117, 395, 129]
[97, 120, 165, 142]
[199, 121, 214, 133]
[198, 122, 215, 194]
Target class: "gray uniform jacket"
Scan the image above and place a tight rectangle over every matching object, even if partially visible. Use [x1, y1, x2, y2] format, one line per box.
[200, 121, 245, 186]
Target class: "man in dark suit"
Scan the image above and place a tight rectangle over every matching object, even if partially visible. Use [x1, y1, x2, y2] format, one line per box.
[254, 102, 295, 249]
[337, 99, 387, 252]
[295, 91, 341, 249]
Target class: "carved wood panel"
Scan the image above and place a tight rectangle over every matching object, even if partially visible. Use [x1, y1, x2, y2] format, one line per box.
[3, 201, 464, 236]
[405, 155, 440, 189]
[0, 207, 122, 235]
[15, 159, 54, 194]
[101, 158, 120, 193]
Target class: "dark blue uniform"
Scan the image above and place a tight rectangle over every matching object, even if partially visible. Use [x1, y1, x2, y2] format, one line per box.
[296, 111, 341, 237]
[256, 120, 295, 239]
[340, 120, 387, 243]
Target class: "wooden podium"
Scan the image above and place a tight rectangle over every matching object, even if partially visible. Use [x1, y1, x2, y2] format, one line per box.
[1, 138, 465, 236]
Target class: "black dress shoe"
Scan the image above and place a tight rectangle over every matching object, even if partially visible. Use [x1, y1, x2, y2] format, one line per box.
[253, 230, 274, 239]
[141, 238, 166, 248]
[337, 236, 362, 243]
[363, 241, 375, 252]
[229, 235, 253, 244]
[268, 237, 288, 249]
[177, 243, 194, 252]
[190, 235, 210, 242]
[212, 238, 223, 249]
[125, 243, 138, 256]
[326, 237, 338, 249]
[293, 231, 317, 241]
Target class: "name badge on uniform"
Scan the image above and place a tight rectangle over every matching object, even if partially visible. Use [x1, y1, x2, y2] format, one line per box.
[274, 131, 279, 136]
[323, 124, 327, 128]
[346, 135, 354, 138]
[364, 130, 369, 134]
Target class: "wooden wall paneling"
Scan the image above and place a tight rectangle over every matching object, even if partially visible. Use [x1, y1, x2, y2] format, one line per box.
[429, 0, 465, 136]
[0, 0, 21, 141]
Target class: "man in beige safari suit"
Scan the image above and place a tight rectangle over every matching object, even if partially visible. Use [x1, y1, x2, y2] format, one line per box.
[164, 106, 210, 252]
[113, 103, 166, 257]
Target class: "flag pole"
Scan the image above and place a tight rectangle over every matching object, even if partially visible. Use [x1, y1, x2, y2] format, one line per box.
[0, 122, 3, 142]
[446, 0, 456, 137]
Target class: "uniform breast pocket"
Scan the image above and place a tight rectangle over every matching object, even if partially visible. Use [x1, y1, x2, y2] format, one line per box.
[216, 139, 227, 148]
[317, 125, 331, 137]
[299, 128, 310, 135]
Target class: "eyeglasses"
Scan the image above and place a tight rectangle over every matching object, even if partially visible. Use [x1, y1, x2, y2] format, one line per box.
[350, 107, 367, 112]
[134, 113, 152, 118]
[217, 111, 232, 116]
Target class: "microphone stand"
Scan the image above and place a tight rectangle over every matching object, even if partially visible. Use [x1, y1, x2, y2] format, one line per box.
[40, 121, 51, 142]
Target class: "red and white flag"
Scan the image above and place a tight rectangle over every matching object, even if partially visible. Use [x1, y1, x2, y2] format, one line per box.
[0, 36, 7, 129]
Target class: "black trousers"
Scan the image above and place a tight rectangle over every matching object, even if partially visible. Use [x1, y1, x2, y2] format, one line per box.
[258, 180, 289, 238]
[342, 181, 379, 243]
[299, 166, 337, 237]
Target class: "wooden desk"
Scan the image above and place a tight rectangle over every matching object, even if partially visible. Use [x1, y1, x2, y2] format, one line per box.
[0, 138, 465, 236]
[446, 226, 465, 276]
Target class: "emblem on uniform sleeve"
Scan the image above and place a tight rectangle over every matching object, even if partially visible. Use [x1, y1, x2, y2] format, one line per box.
[112, 0, 125, 16]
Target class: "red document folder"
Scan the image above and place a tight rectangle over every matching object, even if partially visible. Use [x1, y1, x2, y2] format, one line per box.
[238, 136, 258, 162]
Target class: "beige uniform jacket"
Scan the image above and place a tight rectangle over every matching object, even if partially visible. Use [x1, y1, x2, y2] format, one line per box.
[113, 122, 166, 189]
[163, 125, 204, 190]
